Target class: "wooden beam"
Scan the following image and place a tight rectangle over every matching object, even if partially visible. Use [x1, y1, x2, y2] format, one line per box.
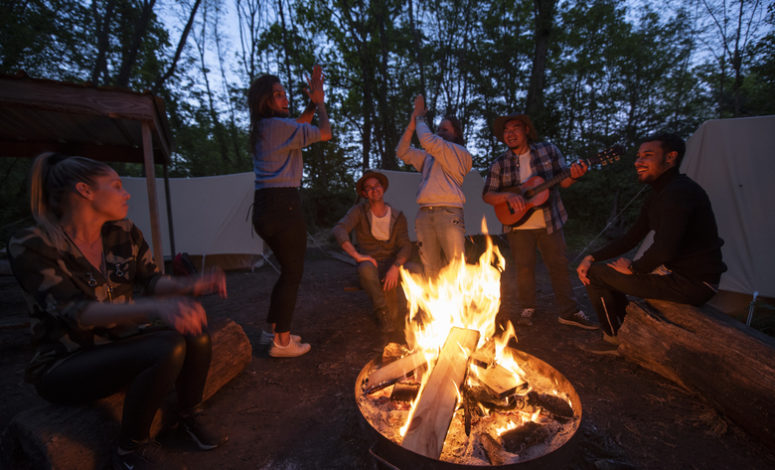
[619, 299, 775, 450]
[472, 363, 524, 398]
[401, 327, 480, 459]
[142, 121, 165, 273]
[365, 350, 426, 393]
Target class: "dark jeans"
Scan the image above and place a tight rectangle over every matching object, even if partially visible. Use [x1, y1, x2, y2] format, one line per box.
[252, 188, 307, 333]
[36, 329, 211, 447]
[357, 260, 422, 330]
[585, 263, 717, 336]
[507, 228, 579, 315]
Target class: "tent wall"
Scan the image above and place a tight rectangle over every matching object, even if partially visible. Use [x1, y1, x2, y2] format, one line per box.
[682, 115, 775, 297]
[380, 170, 503, 240]
[122, 173, 263, 267]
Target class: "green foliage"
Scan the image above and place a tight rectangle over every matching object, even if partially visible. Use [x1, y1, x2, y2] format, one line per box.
[1, 0, 772, 246]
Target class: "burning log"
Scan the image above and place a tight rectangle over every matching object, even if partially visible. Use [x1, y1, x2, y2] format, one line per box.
[474, 363, 526, 398]
[480, 432, 512, 466]
[401, 327, 480, 459]
[365, 350, 427, 393]
[470, 339, 495, 368]
[500, 421, 551, 453]
[619, 299, 775, 450]
[527, 391, 574, 420]
[390, 381, 421, 402]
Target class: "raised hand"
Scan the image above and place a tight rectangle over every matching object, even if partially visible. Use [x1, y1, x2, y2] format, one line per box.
[413, 94, 426, 117]
[305, 64, 325, 104]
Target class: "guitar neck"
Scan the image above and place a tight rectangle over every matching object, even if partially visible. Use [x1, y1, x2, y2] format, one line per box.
[524, 166, 575, 197]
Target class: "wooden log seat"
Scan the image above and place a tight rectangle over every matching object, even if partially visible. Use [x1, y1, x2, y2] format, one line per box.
[618, 299, 775, 450]
[0, 318, 252, 470]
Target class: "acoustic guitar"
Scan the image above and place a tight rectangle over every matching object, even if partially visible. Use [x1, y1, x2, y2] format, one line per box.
[493, 145, 624, 227]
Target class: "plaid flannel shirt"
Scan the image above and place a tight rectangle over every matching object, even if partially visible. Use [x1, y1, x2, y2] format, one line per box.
[482, 141, 568, 234]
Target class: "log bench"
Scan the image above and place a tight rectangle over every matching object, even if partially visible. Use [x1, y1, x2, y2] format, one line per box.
[617, 299, 775, 450]
[0, 318, 252, 470]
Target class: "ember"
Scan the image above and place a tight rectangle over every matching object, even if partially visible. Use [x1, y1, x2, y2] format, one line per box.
[355, 224, 582, 467]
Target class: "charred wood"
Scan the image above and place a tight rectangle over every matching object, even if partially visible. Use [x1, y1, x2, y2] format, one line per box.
[500, 421, 550, 454]
[527, 391, 574, 420]
[390, 381, 420, 402]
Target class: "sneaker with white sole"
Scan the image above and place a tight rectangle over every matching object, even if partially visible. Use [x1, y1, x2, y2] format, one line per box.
[558, 310, 598, 330]
[517, 308, 535, 326]
[259, 330, 301, 345]
[578, 337, 620, 356]
[269, 339, 311, 357]
[112, 440, 183, 470]
[179, 414, 228, 450]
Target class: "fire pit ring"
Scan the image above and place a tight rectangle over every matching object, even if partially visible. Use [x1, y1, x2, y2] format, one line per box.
[355, 347, 582, 469]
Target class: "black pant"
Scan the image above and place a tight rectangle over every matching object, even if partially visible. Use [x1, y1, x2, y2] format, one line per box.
[585, 263, 717, 336]
[252, 188, 307, 333]
[36, 329, 211, 447]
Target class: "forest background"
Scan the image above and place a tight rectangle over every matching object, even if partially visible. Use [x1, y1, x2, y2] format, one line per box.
[1, 0, 773, 252]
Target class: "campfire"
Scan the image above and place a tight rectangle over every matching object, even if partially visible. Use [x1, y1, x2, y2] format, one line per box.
[355, 227, 581, 467]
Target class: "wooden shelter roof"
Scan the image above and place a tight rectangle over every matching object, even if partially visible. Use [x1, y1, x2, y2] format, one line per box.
[0, 73, 175, 272]
[0, 73, 172, 164]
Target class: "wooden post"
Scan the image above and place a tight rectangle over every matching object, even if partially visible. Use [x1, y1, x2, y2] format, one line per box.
[619, 299, 775, 450]
[141, 121, 165, 274]
[401, 327, 480, 459]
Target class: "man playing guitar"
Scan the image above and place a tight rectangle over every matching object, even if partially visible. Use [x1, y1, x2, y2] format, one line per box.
[482, 112, 594, 329]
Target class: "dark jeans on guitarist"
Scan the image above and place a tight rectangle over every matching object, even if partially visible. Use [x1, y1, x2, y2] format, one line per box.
[507, 227, 580, 316]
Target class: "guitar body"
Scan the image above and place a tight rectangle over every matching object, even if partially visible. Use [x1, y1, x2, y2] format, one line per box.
[493, 176, 551, 227]
[490, 144, 624, 227]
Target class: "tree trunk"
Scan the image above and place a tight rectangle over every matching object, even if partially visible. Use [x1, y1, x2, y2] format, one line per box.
[618, 299, 775, 450]
[151, 0, 202, 95]
[115, 0, 156, 88]
[525, 0, 556, 119]
[90, 0, 116, 85]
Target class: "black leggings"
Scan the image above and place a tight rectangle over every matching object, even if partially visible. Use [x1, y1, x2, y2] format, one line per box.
[36, 329, 211, 447]
[252, 188, 307, 333]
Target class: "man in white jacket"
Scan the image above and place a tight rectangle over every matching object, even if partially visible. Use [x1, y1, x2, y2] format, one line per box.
[396, 95, 473, 277]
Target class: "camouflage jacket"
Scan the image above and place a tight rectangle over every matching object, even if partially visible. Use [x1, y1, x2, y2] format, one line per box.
[7, 219, 162, 383]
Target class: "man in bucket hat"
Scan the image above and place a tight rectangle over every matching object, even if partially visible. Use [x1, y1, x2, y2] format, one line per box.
[333, 170, 421, 337]
[483, 112, 593, 329]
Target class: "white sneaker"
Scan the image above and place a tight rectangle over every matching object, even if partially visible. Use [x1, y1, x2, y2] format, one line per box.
[269, 340, 311, 358]
[259, 330, 301, 345]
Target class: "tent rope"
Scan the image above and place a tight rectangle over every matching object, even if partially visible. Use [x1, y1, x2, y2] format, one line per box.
[571, 186, 647, 264]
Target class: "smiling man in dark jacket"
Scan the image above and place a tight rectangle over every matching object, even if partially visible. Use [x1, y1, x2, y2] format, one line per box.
[576, 133, 726, 355]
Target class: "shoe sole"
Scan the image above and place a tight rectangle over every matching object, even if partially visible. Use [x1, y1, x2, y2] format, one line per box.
[557, 317, 599, 330]
[183, 425, 225, 451]
[269, 344, 311, 358]
[577, 344, 620, 356]
[260, 333, 302, 345]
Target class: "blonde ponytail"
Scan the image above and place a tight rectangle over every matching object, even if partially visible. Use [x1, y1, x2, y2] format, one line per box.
[28, 152, 112, 249]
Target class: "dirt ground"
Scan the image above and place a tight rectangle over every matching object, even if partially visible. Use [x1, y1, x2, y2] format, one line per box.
[1, 245, 775, 470]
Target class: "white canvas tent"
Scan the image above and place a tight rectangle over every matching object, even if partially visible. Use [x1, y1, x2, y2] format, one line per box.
[380, 169, 503, 240]
[682, 115, 775, 298]
[122, 172, 264, 270]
